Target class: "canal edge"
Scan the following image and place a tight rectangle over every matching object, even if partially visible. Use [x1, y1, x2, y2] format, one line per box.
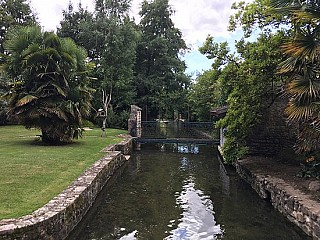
[0, 136, 133, 240]
[218, 147, 320, 239]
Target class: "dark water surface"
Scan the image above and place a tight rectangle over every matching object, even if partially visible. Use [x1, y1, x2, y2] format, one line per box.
[68, 143, 310, 240]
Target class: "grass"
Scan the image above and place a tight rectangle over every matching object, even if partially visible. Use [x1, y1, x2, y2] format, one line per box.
[0, 125, 127, 220]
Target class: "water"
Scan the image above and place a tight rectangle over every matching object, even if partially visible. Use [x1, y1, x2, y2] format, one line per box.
[68, 143, 310, 240]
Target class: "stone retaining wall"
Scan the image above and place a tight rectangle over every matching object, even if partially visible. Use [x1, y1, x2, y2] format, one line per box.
[246, 97, 298, 158]
[235, 160, 320, 239]
[0, 138, 132, 240]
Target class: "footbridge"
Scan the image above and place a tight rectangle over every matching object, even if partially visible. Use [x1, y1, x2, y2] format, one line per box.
[128, 105, 220, 146]
[135, 121, 219, 145]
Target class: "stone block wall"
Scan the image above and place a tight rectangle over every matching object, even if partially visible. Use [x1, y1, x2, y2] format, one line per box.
[246, 97, 298, 158]
[0, 138, 132, 240]
[236, 161, 320, 239]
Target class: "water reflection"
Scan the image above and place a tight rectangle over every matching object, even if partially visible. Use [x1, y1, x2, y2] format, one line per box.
[158, 143, 200, 154]
[165, 177, 223, 240]
[67, 144, 310, 240]
[119, 230, 138, 240]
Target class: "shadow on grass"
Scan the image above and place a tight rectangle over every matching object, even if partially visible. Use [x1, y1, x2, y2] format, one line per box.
[13, 138, 85, 147]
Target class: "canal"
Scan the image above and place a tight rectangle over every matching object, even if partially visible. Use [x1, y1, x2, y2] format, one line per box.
[68, 142, 309, 239]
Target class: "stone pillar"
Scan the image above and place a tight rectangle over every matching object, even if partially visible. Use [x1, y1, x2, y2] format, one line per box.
[128, 105, 142, 137]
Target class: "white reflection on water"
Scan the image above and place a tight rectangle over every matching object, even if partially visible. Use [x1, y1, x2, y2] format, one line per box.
[165, 178, 223, 240]
[119, 230, 138, 240]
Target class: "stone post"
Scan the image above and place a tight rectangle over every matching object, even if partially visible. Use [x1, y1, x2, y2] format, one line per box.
[128, 105, 142, 137]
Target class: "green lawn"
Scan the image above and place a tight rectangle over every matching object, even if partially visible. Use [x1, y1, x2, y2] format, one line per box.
[0, 125, 127, 220]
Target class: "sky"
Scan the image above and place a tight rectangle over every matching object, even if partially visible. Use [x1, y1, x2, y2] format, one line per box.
[29, 0, 252, 77]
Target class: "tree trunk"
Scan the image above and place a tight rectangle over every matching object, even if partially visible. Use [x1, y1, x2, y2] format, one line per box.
[101, 88, 112, 137]
[41, 125, 73, 145]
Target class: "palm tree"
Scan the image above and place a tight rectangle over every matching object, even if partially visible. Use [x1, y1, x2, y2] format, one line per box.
[271, 0, 320, 153]
[2, 25, 94, 144]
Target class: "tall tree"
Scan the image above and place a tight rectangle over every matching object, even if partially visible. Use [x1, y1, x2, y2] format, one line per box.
[95, 0, 131, 19]
[0, 0, 36, 59]
[58, 2, 99, 61]
[0, 0, 37, 124]
[3, 25, 94, 144]
[58, 0, 138, 128]
[135, 0, 190, 120]
[94, 0, 138, 129]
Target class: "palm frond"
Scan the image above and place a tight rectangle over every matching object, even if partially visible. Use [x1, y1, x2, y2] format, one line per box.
[278, 56, 300, 73]
[4, 26, 42, 54]
[16, 95, 38, 107]
[295, 123, 320, 152]
[286, 100, 320, 120]
[287, 74, 320, 99]
[281, 33, 319, 62]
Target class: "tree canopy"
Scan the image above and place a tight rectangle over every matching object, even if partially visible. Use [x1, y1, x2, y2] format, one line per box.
[0, 0, 36, 60]
[135, 0, 190, 120]
[2, 25, 94, 144]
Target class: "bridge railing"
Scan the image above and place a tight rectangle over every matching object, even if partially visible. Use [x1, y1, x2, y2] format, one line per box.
[139, 121, 217, 139]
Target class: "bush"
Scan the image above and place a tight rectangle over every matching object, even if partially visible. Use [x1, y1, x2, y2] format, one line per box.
[107, 110, 130, 129]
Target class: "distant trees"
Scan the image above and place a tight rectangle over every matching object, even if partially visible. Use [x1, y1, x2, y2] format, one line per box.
[187, 69, 222, 122]
[135, 0, 190, 120]
[58, 0, 190, 123]
[95, 0, 138, 125]
[58, 0, 138, 128]
[1, 0, 191, 143]
[0, 0, 37, 59]
[3, 26, 94, 144]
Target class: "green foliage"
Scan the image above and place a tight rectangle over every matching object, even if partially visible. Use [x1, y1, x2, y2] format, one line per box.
[58, 2, 98, 61]
[196, 29, 286, 163]
[297, 153, 320, 179]
[298, 160, 320, 179]
[2, 25, 94, 144]
[135, 0, 190, 120]
[188, 69, 221, 121]
[98, 16, 138, 112]
[228, 0, 289, 38]
[269, 0, 320, 156]
[58, 0, 191, 123]
[0, 0, 37, 124]
[0, 0, 37, 57]
[95, 0, 131, 19]
[107, 109, 130, 129]
[58, 0, 138, 126]
[220, 33, 286, 162]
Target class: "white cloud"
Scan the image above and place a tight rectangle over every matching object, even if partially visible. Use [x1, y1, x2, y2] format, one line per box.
[29, 0, 253, 74]
[30, 0, 251, 44]
[29, 0, 95, 31]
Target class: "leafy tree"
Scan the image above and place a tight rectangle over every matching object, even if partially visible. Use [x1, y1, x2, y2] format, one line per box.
[135, 0, 190, 120]
[95, 0, 131, 19]
[0, 0, 37, 124]
[197, 31, 285, 162]
[2, 25, 94, 144]
[270, 0, 320, 154]
[228, 0, 289, 38]
[94, 0, 138, 130]
[187, 69, 221, 121]
[58, 0, 138, 128]
[58, 2, 99, 61]
[0, 0, 37, 58]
